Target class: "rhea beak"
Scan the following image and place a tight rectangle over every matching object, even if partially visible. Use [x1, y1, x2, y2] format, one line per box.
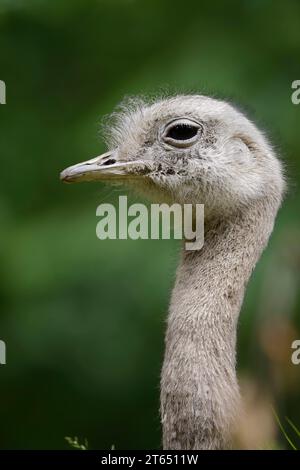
[60, 151, 149, 183]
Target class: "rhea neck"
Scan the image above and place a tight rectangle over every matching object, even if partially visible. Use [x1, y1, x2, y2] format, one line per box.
[160, 196, 279, 450]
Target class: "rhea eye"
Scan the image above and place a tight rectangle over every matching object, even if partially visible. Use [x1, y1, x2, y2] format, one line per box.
[163, 119, 201, 148]
[166, 123, 199, 141]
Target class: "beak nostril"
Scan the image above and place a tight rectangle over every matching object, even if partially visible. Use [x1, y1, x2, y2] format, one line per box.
[102, 158, 116, 166]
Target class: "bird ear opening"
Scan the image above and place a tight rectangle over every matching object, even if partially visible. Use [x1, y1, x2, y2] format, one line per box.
[233, 133, 258, 154]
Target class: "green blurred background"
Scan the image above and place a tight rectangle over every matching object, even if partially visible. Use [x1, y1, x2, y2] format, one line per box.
[0, 0, 299, 449]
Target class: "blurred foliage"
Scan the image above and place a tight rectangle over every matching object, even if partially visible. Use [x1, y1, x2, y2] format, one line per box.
[273, 411, 300, 450]
[0, 0, 299, 449]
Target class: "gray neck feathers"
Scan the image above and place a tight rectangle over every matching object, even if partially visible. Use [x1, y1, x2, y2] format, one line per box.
[160, 195, 280, 450]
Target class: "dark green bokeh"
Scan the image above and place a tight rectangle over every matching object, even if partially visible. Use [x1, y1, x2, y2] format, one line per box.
[0, 0, 299, 449]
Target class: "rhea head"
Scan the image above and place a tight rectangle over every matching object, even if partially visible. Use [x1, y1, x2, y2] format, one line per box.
[60, 95, 284, 218]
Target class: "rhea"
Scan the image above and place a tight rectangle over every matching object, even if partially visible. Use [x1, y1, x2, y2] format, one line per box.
[61, 95, 284, 449]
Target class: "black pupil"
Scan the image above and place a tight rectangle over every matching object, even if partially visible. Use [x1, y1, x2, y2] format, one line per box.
[167, 123, 198, 141]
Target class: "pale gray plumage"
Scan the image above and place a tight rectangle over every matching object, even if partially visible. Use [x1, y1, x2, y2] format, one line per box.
[61, 94, 285, 450]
